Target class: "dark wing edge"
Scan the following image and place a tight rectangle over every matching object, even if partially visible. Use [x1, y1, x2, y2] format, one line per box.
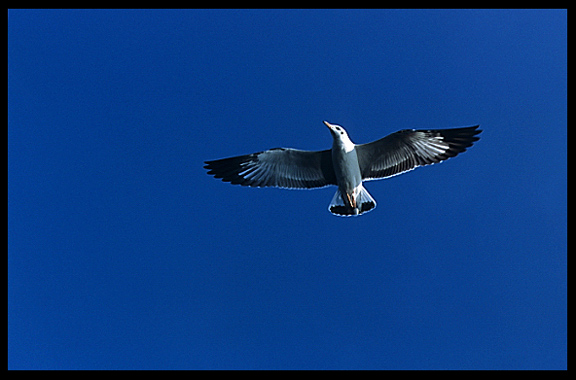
[357, 125, 482, 180]
[204, 148, 337, 189]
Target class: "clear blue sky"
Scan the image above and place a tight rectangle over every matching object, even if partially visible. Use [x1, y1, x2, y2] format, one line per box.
[8, 9, 566, 369]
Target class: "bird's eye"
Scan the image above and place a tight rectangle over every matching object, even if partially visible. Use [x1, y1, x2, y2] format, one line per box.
[340, 131, 344, 135]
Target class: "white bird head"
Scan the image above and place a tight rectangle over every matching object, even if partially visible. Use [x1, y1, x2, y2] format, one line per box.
[324, 121, 355, 152]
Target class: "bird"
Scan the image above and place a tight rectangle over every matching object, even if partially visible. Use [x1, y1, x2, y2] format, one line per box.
[204, 121, 481, 216]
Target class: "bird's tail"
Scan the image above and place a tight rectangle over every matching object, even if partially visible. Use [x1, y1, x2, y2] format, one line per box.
[329, 185, 376, 217]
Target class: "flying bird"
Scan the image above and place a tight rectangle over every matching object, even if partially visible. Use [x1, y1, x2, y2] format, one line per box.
[204, 121, 481, 216]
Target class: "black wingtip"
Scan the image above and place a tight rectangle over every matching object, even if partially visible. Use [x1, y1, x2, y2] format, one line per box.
[467, 124, 482, 135]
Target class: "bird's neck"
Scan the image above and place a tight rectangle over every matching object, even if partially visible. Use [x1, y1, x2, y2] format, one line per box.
[333, 136, 355, 153]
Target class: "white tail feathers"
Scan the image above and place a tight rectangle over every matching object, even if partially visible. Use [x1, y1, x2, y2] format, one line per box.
[329, 185, 376, 217]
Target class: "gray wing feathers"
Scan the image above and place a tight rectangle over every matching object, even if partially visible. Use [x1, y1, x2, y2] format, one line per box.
[357, 125, 481, 180]
[204, 148, 336, 189]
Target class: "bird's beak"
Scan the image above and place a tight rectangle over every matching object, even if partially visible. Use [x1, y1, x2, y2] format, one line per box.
[323, 121, 335, 129]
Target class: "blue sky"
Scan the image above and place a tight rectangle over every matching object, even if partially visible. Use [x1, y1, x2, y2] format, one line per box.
[8, 9, 566, 369]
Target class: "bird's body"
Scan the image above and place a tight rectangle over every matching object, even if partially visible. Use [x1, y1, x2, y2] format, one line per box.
[326, 121, 374, 215]
[204, 121, 481, 216]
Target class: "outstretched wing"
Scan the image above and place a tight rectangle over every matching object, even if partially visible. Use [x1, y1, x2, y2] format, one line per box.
[204, 148, 337, 189]
[356, 125, 481, 180]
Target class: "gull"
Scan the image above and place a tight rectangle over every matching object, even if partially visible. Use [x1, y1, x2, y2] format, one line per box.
[204, 121, 481, 216]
